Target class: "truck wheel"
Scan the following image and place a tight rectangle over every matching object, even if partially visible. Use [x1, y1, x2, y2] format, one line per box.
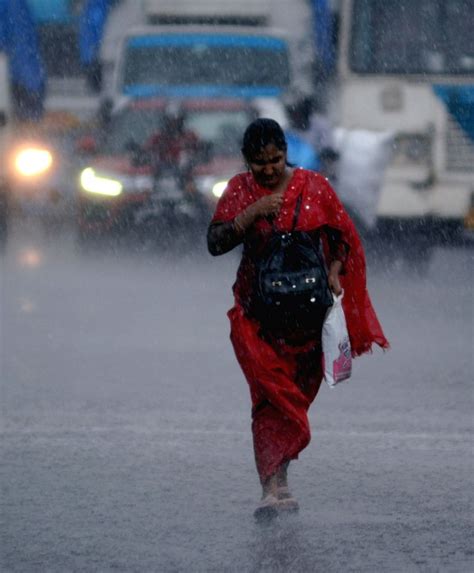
[401, 237, 434, 275]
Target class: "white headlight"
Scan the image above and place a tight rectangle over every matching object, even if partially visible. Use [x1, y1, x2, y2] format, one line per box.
[212, 180, 228, 198]
[15, 148, 53, 177]
[392, 133, 432, 165]
[80, 168, 123, 197]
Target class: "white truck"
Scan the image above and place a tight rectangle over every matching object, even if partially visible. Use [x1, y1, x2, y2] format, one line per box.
[104, 0, 318, 113]
[141, 0, 317, 98]
[334, 0, 474, 247]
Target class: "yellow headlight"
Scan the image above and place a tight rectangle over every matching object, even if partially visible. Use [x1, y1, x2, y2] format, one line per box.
[15, 148, 53, 177]
[212, 180, 228, 199]
[80, 168, 123, 197]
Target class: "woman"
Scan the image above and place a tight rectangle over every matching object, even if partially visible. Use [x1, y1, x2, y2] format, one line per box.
[207, 119, 388, 520]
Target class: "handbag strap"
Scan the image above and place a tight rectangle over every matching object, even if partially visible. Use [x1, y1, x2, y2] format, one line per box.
[291, 194, 303, 231]
[270, 193, 303, 232]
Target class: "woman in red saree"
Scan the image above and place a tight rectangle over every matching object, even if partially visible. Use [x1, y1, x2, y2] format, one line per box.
[207, 119, 388, 520]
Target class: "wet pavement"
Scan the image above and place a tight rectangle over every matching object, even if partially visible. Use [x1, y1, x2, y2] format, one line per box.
[1, 219, 473, 572]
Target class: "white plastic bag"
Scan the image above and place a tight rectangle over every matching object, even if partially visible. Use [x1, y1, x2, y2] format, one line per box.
[333, 128, 394, 230]
[322, 291, 352, 387]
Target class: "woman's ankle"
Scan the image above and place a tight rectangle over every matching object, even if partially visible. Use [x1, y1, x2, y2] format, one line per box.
[276, 461, 289, 488]
[262, 474, 279, 498]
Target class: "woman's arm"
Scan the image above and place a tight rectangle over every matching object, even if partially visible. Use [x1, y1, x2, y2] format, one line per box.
[328, 260, 343, 295]
[325, 227, 350, 295]
[207, 220, 244, 256]
[206, 204, 260, 256]
[207, 192, 284, 256]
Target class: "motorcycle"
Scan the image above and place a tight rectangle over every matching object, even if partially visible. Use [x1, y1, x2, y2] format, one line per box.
[131, 143, 211, 248]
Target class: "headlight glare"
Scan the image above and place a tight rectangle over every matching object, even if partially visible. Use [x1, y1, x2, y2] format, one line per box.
[80, 168, 123, 197]
[212, 180, 228, 198]
[15, 148, 53, 177]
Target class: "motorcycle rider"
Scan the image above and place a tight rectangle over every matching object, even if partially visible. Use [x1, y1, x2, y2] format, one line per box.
[146, 101, 202, 182]
[144, 101, 210, 230]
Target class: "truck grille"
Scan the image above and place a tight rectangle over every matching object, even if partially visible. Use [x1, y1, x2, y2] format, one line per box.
[445, 116, 474, 172]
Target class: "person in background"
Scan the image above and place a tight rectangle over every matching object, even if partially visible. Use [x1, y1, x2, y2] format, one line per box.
[290, 96, 335, 154]
[207, 118, 388, 520]
[287, 96, 339, 181]
[285, 94, 321, 171]
[146, 102, 201, 173]
[285, 130, 320, 171]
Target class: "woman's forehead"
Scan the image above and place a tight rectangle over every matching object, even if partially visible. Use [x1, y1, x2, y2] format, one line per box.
[251, 143, 285, 160]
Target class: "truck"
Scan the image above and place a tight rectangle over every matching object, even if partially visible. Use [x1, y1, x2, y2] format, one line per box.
[27, 0, 115, 91]
[106, 0, 318, 110]
[334, 0, 474, 248]
[0, 50, 80, 242]
[142, 0, 317, 97]
[113, 25, 290, 118]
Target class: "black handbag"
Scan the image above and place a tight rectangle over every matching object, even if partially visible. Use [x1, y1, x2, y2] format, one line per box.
[251, 195, 333, 335]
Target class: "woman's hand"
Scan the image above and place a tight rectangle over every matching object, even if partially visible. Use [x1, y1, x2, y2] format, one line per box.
[328, 261, 343, 296]
[234, 192, 284, 233]
[252, 192, 284, 218]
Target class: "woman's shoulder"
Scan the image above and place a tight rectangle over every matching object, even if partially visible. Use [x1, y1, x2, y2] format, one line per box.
[221, 172, 251, 195]
[295, 167, 328, 182]
[294, 168, 334, 193]
[212, 172, 253, 220]
[228, 172, 250, 185]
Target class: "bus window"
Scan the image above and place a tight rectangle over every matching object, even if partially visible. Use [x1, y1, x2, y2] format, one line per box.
[349, 0, 474, 75]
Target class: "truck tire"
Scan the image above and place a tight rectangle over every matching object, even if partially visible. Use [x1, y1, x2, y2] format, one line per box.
[401, 236, 434, 275]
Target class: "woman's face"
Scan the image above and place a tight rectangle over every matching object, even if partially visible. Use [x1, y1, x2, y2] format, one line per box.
[247, 143, 287, 189]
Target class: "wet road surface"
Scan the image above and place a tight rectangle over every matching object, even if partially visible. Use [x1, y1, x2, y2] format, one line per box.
[1, 219, 473, 572]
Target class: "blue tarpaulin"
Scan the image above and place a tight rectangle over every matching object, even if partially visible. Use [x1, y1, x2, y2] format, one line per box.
[27, 0, 73, 24]
[434, 85, 474, 144]
[310, 0, 335, 75]
[79, 0, 113, 66]
[0, 0, 45, 119]
[26, 0, 113, 67]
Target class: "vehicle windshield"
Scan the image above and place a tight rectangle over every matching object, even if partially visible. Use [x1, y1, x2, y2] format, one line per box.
[186, 109, 253, 156]
[350, 0, 474, 75]
[122, 36, 290, 89]
[101, 107, 253, 156]
[101, 108, 165, 154]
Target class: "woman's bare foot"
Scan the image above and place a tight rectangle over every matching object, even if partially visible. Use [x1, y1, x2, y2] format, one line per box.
[254, 474, 279, 521]
[275, 462, 299, 512]
[276, 486, 299, 512]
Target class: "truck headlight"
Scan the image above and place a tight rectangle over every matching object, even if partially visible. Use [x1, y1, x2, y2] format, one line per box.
[195, 176, 229, 199]
[392, 133, 432, 166]
[212, 180, 228, 198]
[80, 168, 123, 197]
[15, 148, 53, 177]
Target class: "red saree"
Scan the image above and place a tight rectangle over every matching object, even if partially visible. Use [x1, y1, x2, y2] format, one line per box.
[212, 168, 389, 481]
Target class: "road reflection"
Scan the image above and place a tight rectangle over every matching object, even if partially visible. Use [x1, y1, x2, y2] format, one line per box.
[17, 246, 44, 268]
[250, 517, 319, 572]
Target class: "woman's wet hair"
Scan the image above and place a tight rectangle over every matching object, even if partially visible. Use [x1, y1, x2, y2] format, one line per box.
[241, 118, 287, 161]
